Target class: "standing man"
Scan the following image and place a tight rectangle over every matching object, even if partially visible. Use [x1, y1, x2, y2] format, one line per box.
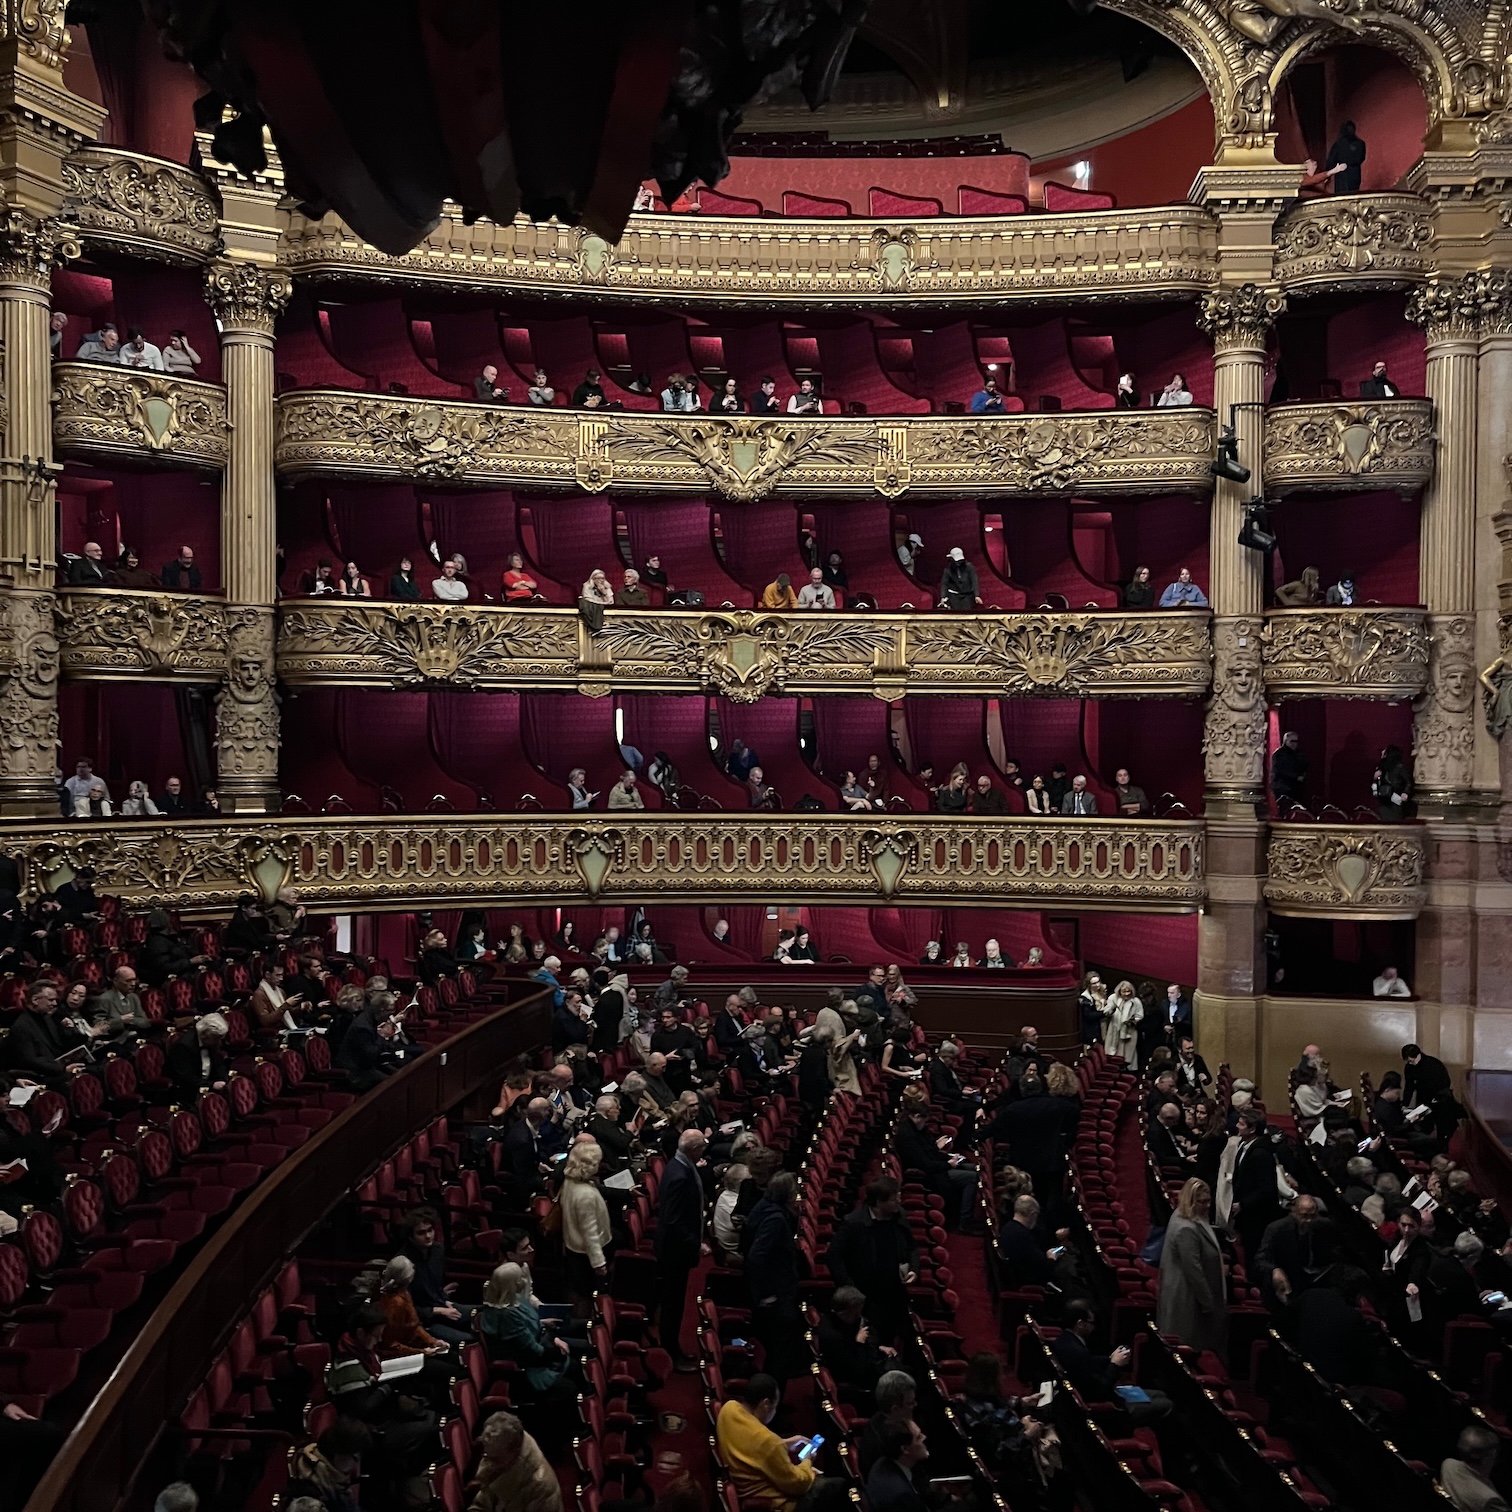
[656, 1129, 708, 1371]
[1230, 1110, 1282, 1271]
[826, 1176, 918, 1345]
[744, 1170, 803, 1393]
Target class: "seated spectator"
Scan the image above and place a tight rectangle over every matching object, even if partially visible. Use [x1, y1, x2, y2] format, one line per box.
[335, 993, 402, 1092]
[1325, 570, 1357, 605]
[579, 569, 614, 631]
[156, 775, 190, 814]
[502, 552, 540, 603]
[1148, 1102, 1196, 1174]
[1051, 1299, 1172, 1424]
[661, 372, 700, 411]
[8, 981, 91, 1086]
[1275, 566, 1321, 606]
[1115, 373, 1138, 408]
[387, 559, 423, 598]
[714, 377, 743, 413]
[338, 561, 371, 597]
[861, 753, 891, 807]
[935, 766, 969, 813]
[161, 331, 201, 375]
[1373, 745, 1413, 821]
[615, 569, 649, 606]
[76, 322, 119, 362]
[1025, 775, 1053, 815]
[797, 567, 835, 609]
[571, 368, 605, 407]
[1061, 775, 1099, 815]
[746, 766, 773, 808]
[1373, 965, 1412, 998]
[67, 541, 108, 586]
[120, 780, 158, 816]
[160, 546, 202, 591]
[714, 1374, 819, 1512]
[761, 573, 798, 609]
[840, 771, 874, 810]
[527, 369, 554, 405]
[474, 364, 507, 401]
[224, 893, 276, 955]
[865, 1420, 930, 1512]
[92, 964, 151, 1044]
[324, 1307, 437, 1476]
[787, 378, 822, 415]
[1123, 564, 1153, 608]
[431, 558, 468, 602]
[166, 1011, 230, 1098]
[477, 1263, 576, 1406]
[470, 1411, 562, 1512]
[895, 1095, 978, 1230]
[298, 559, 337, 595]
[48, 307, 68, 356]
[957, 1352, 1051, 1483]
[1360, 361, 1400, 400]
[726, 738, 760, 780]
[1159, 566, 1207, 607]
[939, 547, 981, 610]
[111, 547, 160, 588]
[119, 328, 164, 369]
[418, 929, 458, 985]
[1294, 1265, 1383, 1385]
[138, 907, 208, 987]
[750, 376, 780, 415]
[606, 770, 644, 810]
[375, 1255, 448, 1361]
[970, 376, 1005, 414]
[1113, 768, 1149, 816]
[971, 774, 1006, 814]
[1156, 373, 1192, 406]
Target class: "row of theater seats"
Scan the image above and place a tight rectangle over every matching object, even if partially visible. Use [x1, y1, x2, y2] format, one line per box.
[273, 297, 1211, 414]
[686, 181, 1113, 218]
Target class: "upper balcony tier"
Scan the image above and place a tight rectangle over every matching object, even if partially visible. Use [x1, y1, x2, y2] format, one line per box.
[1265, 822, 1426, 919]
[62, 145, 222, 265]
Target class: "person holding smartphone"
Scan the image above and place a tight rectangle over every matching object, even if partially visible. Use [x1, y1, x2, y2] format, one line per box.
[715, 1374, 832, 1512]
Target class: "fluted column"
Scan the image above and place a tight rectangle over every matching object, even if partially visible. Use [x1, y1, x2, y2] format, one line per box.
[1196, 281, 1285, 811]
[205, 260, 292, 815]
[1407, 276, 1481, 814]
[0, 215, 75, 813]
[1477, 273, 1512, 807]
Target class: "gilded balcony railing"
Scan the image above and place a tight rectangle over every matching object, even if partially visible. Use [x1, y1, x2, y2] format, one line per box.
[1272, 194, 1434, 293]
[12, 815, 1206, 913]
[61, 144, 222, 265]
[52, 363, 231, 471]
[1262, 398, 1435, 495]
[55, 589, 232, 679]
[272, 393, 1217, 499]
[1262, 608, 1430, 700]
[275, 602, 1214, 700]
[1264, 822, 1426, 918]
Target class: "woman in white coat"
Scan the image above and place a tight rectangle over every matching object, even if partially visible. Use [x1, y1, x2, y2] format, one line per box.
[1101, 979, 1143, 1068]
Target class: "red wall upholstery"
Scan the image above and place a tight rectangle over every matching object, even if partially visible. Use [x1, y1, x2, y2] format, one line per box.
[716, 503, 812, 596]
[425, 308, 510, 389]
[1270, 491, 1419, 606]
[337, 692, 476, 810]
[525, 497, 619, 595]
[1268, 699, 1413, 814]
[620, 499, 749, 605]
[59, 683, 193, 797]
[1091, 700, 1206, 811]
[429, 691, 570, 809]
[1006, 499, 1119, 607]
[809, 501, 930, 608]
[714, 153, 1031, 214]
[1326, 294, 1425, 396]
[1008, 318, 1116, 410]
[1035, 95, 1215, 208]
[281, 690, 379, 810]
[1103, 498, 1212, 599]
[616, 693, 744, 806]
[1079, 912, 1199, 986]
[939, 908, 1072, 968]
[519, 693, 621, 798]
[1109, 306, 1213, 408]
[896, 501, 1025, 609]
[274, 297, 373, 390]
[813, 323, 931, 415]
[321, 300, 460, 397]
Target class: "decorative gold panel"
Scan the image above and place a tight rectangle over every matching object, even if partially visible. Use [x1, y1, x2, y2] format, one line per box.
[61, 144, 221, 264]
[8, 815, 1206, 913]
[1262, 609, 1430, 700]
[1264, 824, 1426, 919]
[52, 362, 230, 470]
[1273, 195, 1434, 292]
[1263, 399, 1435, 495]
[55, 589, 230, 679]
[277, 603, 1214, 700]
[274, 393, 1217, 499]
[280, 203, 1221, 307]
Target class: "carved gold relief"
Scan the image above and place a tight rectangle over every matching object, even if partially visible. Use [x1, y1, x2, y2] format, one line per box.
[274, 394, 1218, 498]
[55, 589, 230, 678]
[5, 815, 1207, 913]
[61, 145, 221, 264]
[1263, 399, 1435, 494]
[51, 363, 230, 470]
[1204, 616, 1267, 802]
[274, 603, 1215, 700]
[1273, 195, 1433, 290]
[1413, 612, 1477, 802]
[0, 589, 60, 814]
[1262, 609, 1430, 699]
[1265, 823, 1427, 918]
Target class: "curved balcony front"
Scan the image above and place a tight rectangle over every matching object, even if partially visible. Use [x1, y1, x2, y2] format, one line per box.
[275, 602, 1214, 700]
[1272, 194, 1434, 294]
[1264, 822, 1426, 919]
[54, 588, 232, 680]
[1262, 608, 1430, 701]
[61, 144, 222, 265]
[52, 363, 231, 472]
[1261, 398, 1435, 496]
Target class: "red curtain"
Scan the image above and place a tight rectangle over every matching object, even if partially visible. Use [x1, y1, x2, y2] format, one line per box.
[523, 497, 618, 597]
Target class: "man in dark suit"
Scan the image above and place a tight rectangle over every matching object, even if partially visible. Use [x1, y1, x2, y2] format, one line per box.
[1359, 361, 1399, 399]
[5, 981, 91, 1088]
[996, 1193, 1077, 1291]
[656, 1128, 707, 1371]
[586, 1094, 635, 1176]
[51, 868, 100, 926]
[1173, 1038, 1212, 1099]
[334, 1000, 398, 1092]
[924, 1041, 976, 1116]
[895, 1103, 978, 1230]
[1403, 1042, 1461, 1139]
[1155, 985, 1192, 1050]
[1255, 1194, 1334, 1312]
[817, 1286, 895, 1393]
[1051, 1300, 1171, 1424]
[1295, 1267, 1382, 1385]
[714, 993, 747, 1056]
[501, 1097, 554, 1196]
[1231, 1110, 1282, 1270]
[981, 1085, 1079, 1204]
[827, 1176, 918, 1345]
[1147, 1102, 1196, 1177]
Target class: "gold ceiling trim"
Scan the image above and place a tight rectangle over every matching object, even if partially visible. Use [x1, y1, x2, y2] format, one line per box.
[1264, 822, 1426, 919]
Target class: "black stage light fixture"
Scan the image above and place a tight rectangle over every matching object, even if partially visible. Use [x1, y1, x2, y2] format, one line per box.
[1238, 498, 1277, 554]
[1211, 424, 1251, 484]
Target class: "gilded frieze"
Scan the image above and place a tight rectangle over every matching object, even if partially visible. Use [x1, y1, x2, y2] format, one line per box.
[61, 145, 221, 264]
[1273, 195, 1434, 291]
[55, 589, 230, 678]
[1265, 824, 1427, 918]
[1262, 609, 1430, 700]
[51, 363, 231, 470]
[1263, 399, 1435, 494]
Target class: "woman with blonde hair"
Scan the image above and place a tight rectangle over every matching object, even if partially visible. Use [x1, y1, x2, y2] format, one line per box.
[1156, 1177, 1227, 1355]
[1101, 979, 1143, 1068]
[1078, 970, 1107, 1046]
[560, 1139, 613, 1303]
[480, 1261, 577, 1405]
[1045, 1061, 1079, 1101]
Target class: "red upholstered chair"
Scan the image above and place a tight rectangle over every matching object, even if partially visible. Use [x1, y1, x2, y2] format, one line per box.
[958, 185, 1028, 214]
[1043, 181, 1115, 211]
[167, 977, 196, 1018]
[96, 919, 124, 949]
[140, 987, 168, 1024]
[124, 914, 149, 945]
[134, 1039, 170, 1092]
[102, 1054, 141, 1109]
[58, 926, 89, 960]
[0, 1344, 81, 1404]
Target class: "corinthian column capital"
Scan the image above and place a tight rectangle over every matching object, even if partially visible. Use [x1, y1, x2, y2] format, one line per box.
[205, 259, 293, 337]
[1406, 273, 1485, 345]
[0, 211, 79, 291]
[1196, 282, 1286, 354]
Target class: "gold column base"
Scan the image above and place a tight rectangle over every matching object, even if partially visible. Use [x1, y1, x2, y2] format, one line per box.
[215, 786, 281, 817]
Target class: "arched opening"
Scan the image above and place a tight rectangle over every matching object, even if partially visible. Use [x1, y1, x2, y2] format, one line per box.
[1274, 45, 1428, 191]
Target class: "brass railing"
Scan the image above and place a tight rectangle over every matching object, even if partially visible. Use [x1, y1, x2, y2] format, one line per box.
[1264, 822, 1426, 918]
[1262, 607, 1430, 700]
[12, 815, 1207, 913]
[276, 602, 1214, 699]
[1261, 398, 1434, 495]
[52, 362, 230, 471]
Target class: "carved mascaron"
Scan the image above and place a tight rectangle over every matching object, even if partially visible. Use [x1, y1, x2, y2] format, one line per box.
[1265, 823, 1427, 918]
[51, 363, 231, 470]
[61, 145, 221, 264]
[1262, 608, 1430, 700]
[54, 589, 231, 677]
[1263, 399, 1435, 494]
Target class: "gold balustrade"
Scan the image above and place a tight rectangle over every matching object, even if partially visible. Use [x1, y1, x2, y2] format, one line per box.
[52, 362, 230, 471]
[1271, 194, 1434, 293]
[1262, 608, 1430, 701]
[61, 144, 222, 264]
[54, 589, 232, 680]
[1264, 822, 1426, 919]
[8, 815, 1206, 913]
[275, 602, 1214, 700]
[1261, 398, 1435, 495]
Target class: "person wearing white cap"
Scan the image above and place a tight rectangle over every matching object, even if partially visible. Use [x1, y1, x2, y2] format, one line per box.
[898, 532, 923, 572]
[939, 547, 982, 611]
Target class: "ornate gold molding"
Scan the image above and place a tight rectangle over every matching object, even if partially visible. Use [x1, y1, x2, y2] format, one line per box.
[51, 362, 230, 470]
[7, 815, 1206, 913]
[0, 211, 80, 290]
[1273, 194, 1433, 292]
[1262, 399, 1435, 495]
[204, 259, 293, 336]
[61, 145, 221, 265]
[0, 589, 60, 814]
[1204, 616, 1267, 804]
[1413, 611, 1477, 802]
[273, 393, 1218, 499]
[1407, 272, 1487, 344]
[1262, 608, 1430, 700]
[275, 603, 1214, 700]
[1197, 281, 1286, 354]
[55, 589, 230, 679]
[279, 203, 1223, 307]
[1265, 823, 1427, 919]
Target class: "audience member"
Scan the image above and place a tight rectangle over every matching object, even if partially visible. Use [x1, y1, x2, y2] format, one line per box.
[787, 379, 822, 415]
[715, 1375, 820, 1512]
[161, 332, 201, 375]
[1159, 567, 1208, 607]
[938, 548, 981, 610]
[470, 1411, 561, 1512]
[77, 323, 120, 362]
[572, 369, 605, 407]
[827, 1176, 918, 1345]
[761, 573, 799, 609]
[1271, 730, 1308, 812]
[1060, 775, 1098, 816]
[1115, 373, 1137, 408]
[160, 546, 201, 591]
[1112, 768, 1148, 816]
[750, 377, 780, 415]
[1325, 570, 1357, 606]
[1274, 567, 1321, 606]
[1123, 565, 1153, 608]
[474, 365, 507, 401]
[1372, 965, 1411, 998]
[527, 370, 554, 405]
[797, 568, 835, 609]
[1440, 1424, 1505, 1512]
[865, 1420, 930, 1512]
[1325, 120, 1367, 194]
[661, 373, 699, 411]
[67, 542, 108, 586]
[606, 770, 644, 810]
[1360, 361, 1399, 400]
[1156, 373, 1192, 406]
[1051, 1299, 1172, 1425]
[656, 1129, 707, 1371]
[615, 569, 649, 607]
[970, 377, 1005, 414]
[119, 328, 164, 369]
[431, 559, 468, 602]
[1156, 1178, 1227, 1355]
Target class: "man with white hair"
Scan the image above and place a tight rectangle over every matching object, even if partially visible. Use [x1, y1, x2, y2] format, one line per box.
[167, 1011, 229, 1099]
[797, 565, 835, 609]
[67, 540, 108, 586]
[502, 1097, 555, 1196]
[938, 546, 981, 610]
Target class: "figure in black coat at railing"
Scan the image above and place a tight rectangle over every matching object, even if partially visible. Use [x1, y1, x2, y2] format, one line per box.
[1402, 1042, 1462, 1140]
[938, 548, 981, 611]
[1270, 731, 1308, 813]
[1324, 121, 1367, 194]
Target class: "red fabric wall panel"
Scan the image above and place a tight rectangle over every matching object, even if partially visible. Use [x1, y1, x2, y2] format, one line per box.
[1271, 491, 1419, 606]
[1008, 319, 1115, 409]
[335, 691, 475, 811]
[110, 266, 223, 382]
[425, 308, 510, 388]
[624, 320, 704, 397]
[279, 690, 380, 810]
[1005, 499, 1119, 607]
[809, 500, 933, 609]
[938, 908, 1072, 967]
[1103, 498, 1211, 595]
[322, 484, 428, 588]
[996, 700, 1103, 808]
[1109, 306, 1214, 408]
[61, 683, 191, 797]
[620, 500, 749, 606]
[810, 698, 921, 806]
[1043, 183, 1115, 211]
[896, 500, 1025, 609]
[903, 699, 996, 787]
[428, 691, 570, 809]
[716, 154, 1031, 212]
[720, 323, 801, 394]
[427, 492, 545, 597]
[1090, 701, 1206, 812]
[869, 188, 941, 217]
[1270, 699, 1413, 813]
[519, 693, 621, 798]
[813, 323, 931, 415]
[715, 503, 809, 596]
[274, 296, 372, 390]
[113, 472, 222, 589]
[321, 300, 460, 397]
[525, 497, 619, 596]
[714, 697, 828, 808]
[1079, 912, 1198, 986]
[524, 317, 657, 409]
[800, 906, 894, 965]
[1035, 95, 1214, 208]
[617, 693, 743, 805]
[868, 907, 942, 962]
[1326, 294, 1425, 396]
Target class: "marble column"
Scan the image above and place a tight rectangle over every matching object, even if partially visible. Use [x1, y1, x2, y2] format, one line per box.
[0, 215, 77, 813]
[1191, 282, 1284, 1080]
[1407, 275, 1481, 814]
[205, 260, 292, 814]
